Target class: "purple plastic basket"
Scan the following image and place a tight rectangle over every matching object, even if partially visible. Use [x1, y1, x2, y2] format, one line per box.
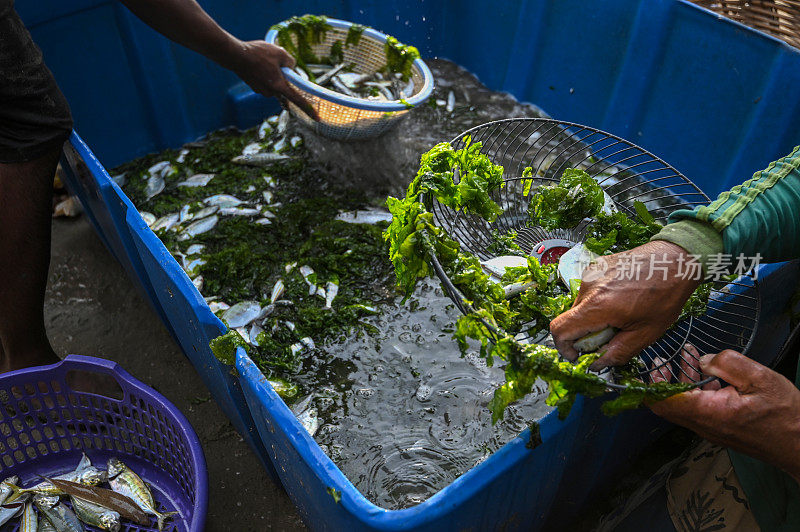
[0, 355, 207, 531]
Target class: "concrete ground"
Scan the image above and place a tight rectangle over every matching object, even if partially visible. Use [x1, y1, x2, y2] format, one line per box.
[44, 216, 305, 531]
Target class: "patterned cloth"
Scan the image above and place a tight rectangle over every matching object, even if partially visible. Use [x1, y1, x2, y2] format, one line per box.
[667, 441, 759, 532]
[595, 440, 758, 531]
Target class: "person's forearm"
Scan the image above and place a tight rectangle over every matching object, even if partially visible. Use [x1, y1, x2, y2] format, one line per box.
[653, 146, 800, 265]
[118, 0, 245, 70]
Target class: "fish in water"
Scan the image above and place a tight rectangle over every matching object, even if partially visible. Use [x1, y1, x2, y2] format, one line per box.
[151, 213, 179, 232]
[203, 194, 244, 208]
[446, 90, 455, 112]
[222, 301, 262, 328]
[178, 214, 218, 240]
[277, 110, 290, 134]
[177, 173, 215, 188]
[43, 477, 148, 526]
[33, 495, 84, 532]
[232, 152, 290, 166]
[71, 495, 122, 532]
[335, 208, 393, 225]
[144, 174, 165, 200]
[270, 279, 284, 304]
[218, 207, 261, 217]
[257, 120, 272, 140]
[140, 211, 157, 227]
[107, 458, 177, 531]
[325, 281, 338, 308]
[292, 395, 320, 436]
[241, 142, 263, 156]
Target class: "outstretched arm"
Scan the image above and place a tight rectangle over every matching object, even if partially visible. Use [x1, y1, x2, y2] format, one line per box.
[119, 0, 317, 119]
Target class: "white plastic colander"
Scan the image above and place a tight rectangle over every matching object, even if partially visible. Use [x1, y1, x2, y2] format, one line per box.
[265, 18, 434, 141]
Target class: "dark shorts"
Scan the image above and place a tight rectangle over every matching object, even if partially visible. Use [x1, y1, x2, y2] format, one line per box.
[0, 0, 73, 163]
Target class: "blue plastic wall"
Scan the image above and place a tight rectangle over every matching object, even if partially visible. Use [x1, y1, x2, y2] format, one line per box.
[19, 0, 800, 195]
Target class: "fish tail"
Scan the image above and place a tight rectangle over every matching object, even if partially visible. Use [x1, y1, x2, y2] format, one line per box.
[5, 483, 24, 503]
[156, 511, 178, 531]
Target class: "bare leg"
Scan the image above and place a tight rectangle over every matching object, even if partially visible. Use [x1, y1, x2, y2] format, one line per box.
[0, 147, 61, 372]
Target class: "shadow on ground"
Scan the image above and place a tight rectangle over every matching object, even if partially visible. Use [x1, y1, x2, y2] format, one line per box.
[44, 217, 306, 531]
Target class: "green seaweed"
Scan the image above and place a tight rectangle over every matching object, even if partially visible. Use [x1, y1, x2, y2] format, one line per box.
[383, 35, 420, 81]
[345, 24, 365, 47]
[272, 14, 332, 71]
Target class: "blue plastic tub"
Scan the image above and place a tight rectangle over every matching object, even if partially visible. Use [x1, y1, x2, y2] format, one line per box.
[0, 355, 207, 531]
[32, 0, 800, 529]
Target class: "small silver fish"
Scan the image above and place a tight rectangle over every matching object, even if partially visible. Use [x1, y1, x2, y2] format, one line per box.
[241, 142, 263, 156]
[315, 63, 345, 86]
[325, 281, 339, 308]
[21, 501, 37, 532]
[175, 149, 189, 164]
[151, 213, 179, 232]
[192, 205, 219, 219]
[186, 244, 205, 256]
[107, 458, 177, 531]
[0, 500, 25, 527]
[222, 301, 262, 328]
[33, 495, 83, 532]
[176, 173, 215, 188]
[71, 496, 121, 532]
[292, 396, 319, 436]
[140, 212, 157, 227]
[331, 76, 358, 97]
[290, 136, 302, 148]
[0, 475, 19, 505]
[255, 217, 272, 225]
[262, 190, 274, 204]
[38, 513, 57, 532]
[263, 176, 276, 187]
[335, 208, 393, 225]
[218, 207, 261, 217]
[270, 279, 284, 304]
[266, 114, 279, 127]
[203, 194, 244, 208]
[272, 137, 288, 153]
[300, 337, 315, 350]
[147, 161, 171, 176]
[249, 323, 264, 346]
[144, 174, 165, 200]
[178, 215, 218, 240]
[277, 110, 290, 134]
[207, 301, 230, 314]
[257, 121, 272, 140]
[192, 275, 204, 292]
[446, 90, 456, 112]
[232, 152, 290, 166]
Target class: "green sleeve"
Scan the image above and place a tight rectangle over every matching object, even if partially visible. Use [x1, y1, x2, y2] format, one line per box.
[651, 145, 800, 264]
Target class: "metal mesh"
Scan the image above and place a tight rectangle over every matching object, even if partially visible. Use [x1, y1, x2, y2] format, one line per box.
[426, 118, 760, 387]
[275, 24, 429, 141]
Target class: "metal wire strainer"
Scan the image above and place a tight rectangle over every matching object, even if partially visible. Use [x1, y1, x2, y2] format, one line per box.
[423, 118, 760, 389]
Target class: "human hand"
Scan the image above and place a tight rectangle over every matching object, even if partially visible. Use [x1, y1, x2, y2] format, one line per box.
[649, 345, 800, 483]
[550, 240, 701, 369]
[226, 40, 319, 121]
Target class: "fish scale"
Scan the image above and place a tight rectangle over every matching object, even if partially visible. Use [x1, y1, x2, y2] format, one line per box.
[108, 458, 176, 531]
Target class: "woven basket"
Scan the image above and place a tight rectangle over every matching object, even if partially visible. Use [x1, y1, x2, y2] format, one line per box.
[692, 0, 800, 48]
[265, 18, 434, 141]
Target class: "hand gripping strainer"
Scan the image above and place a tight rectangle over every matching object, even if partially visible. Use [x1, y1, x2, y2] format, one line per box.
[423, 118, 760, 389]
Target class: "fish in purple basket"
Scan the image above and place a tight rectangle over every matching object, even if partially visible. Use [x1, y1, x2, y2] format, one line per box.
[33, 495, 83, 532]
[107, 458, 177, 531]
[6, 454, 107, 502]
[70, 495, 121, 532]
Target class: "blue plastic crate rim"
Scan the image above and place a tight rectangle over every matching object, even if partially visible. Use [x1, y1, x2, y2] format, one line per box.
[0, 354, 208, 532]
[265, 17, 434, 112]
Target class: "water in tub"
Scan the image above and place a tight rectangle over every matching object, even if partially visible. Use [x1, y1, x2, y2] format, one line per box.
[116, 59, 635, 509]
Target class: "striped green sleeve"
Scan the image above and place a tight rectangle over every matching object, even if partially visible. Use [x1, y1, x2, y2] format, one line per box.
[653, 146, 800, 264]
